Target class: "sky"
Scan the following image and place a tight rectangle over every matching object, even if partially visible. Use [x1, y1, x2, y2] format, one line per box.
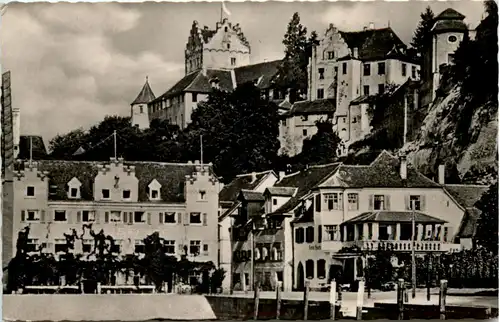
[1, 0, 485, 146]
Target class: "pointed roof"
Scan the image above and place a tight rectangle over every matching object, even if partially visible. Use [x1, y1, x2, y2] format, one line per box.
[131, 77, 156, 105]
[435, 8, 466, 21]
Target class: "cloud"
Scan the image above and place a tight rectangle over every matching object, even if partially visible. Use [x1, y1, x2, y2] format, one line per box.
[1, 3, 183, 145]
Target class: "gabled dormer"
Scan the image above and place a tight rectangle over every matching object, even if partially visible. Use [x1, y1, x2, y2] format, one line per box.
[148, 179, 162, 201]
[93, 157, 139, 202]
[67, 177, 82, 199]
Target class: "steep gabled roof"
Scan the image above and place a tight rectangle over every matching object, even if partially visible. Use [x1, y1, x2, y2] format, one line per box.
[273, 163, 342, 214]
[330, 151, 441, 188]
[444, 184, 489, 208]
[234, 60, 282, 89]
[265, 186, 297, 197]
[457, 208, 481, 238]
[151, 69, 233, 103]
[131, 79, 156, 105]
[15, 160, 212, 203]
[339, 27, 407, 61]
[286, 98, 336, 116]
[219, 170, 275, 203]
[239, 189, 265, 202]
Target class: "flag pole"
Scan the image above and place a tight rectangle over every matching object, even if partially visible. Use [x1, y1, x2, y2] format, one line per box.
[29, 136, 33, 165]
[113, 130, 117, 159]
[220, 1, 223, 22]
[200, 134, 203, 166]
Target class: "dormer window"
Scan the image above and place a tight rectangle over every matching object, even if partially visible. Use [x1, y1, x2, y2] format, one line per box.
[148, 179, 162, 201]
[67, 177, 82, 199]
[122, 190, 131, 200]
[102, 189, 110, 199]
[26, 186, 35, 197]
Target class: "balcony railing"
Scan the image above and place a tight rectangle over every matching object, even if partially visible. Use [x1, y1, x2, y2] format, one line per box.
[345, 240, 454, 252]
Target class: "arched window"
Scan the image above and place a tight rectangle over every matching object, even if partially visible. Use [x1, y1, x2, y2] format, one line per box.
[272, 247, 278, 261]
[305, 260, 314, 279]
[295, 227, 305, 244]
[255, 248, 261, 260]
[317, 259, 326, 279]
[262, 247, 269, 260]
[305, 226, 315, 243]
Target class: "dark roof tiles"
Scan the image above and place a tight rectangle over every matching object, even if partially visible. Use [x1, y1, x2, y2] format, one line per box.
[265, 186, 297, 197]
[234, 60, 281, 88]
[288, 98, 336, 116]
[131, 79, 156, 105]
[435, 8, 466, 21]
[334, 151, 441, 188]
[339, 28, 407, 62]
[239, 189, 265, 201]
[15, 160, 211, 203]
[219, 171, 274, 202]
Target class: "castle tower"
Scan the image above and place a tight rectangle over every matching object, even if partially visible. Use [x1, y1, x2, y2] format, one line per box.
[130, 77, 155, 129]
[185, 18, 251, 75]
[430, 8, 468, 101]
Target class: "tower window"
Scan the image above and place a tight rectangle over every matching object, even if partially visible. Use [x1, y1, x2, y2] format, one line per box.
[378, 62, 386, 75]
[231, 57, 236, 66]
[378, 84, 385, 94]
[224, 26, 228, 32]
[363, 63, 371, 76]
[318, 68, 325, 80]
[140, 106, 143, 113]
[402, 63, 407, 77]
[342, 63, 347, 75]
[227, 43, 230, 49]
[328, 51, 335, 60]
[448, 35, 457, 43]
[303, 129, 307, 136]
[192, 93, 198, 102]
[317, 88, 324, 99]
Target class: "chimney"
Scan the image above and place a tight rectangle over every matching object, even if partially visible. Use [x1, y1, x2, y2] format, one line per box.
[369, 22, 375, 30]
[400, 155, 407, 180]
[438, 164, 445, 185]
[279, 171, 285, 180]
[353, 47, 359, 59]
[251, 172, 257, 183]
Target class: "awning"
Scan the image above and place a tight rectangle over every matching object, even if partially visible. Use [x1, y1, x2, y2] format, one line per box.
[342, 211, 447, 225]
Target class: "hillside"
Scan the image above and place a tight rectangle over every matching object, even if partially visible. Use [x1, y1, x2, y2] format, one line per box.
[404, 83, 497, 185]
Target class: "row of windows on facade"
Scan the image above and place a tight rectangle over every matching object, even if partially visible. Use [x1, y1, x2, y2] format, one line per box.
[295, 223, 449, 244]
[25, 185, 208, 202]
[318, 61, 417, 80]
[25, 238, 208, 256]
[20, 210, 209, 226]
[233, 243, 283, 262]
[312, 193, 426, 213]
[303, 259, 327, 280]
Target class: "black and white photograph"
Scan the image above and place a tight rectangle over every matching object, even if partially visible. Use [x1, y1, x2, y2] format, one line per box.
[1, 0, 498, 320]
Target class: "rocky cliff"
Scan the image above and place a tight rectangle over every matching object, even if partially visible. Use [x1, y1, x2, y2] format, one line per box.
[404, 84, 497, 185]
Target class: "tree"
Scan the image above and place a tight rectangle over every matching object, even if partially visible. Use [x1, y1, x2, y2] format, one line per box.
[410, 6, 435, 64]
[474, 181, 498, 254]
[296, 120, 341, 167]
[184, 83, 280, 182]
[274, 12, 315, 101]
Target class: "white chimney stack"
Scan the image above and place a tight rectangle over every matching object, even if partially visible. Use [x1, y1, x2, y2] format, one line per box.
[438, 164, 445, 185]
[369, 22, 375, 30]
[251, 172, 257, 183]
[353, 47, 359, 59]
[279, 171, 285, 181]
[400, 155, 408, 180]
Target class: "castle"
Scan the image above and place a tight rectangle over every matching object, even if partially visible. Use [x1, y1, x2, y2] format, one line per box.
[130, 8, 474, 156]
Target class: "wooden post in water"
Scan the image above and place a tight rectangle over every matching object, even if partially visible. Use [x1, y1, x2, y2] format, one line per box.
[253, 282, 260, 320]
[439, 279, 447, 320]
[276, 281, 282, 320]
[427, 254, 431, 301]
[330, 280, 337, 320]
[303, 281, 310, 320]
[397, 279, 405, 320]
[356, 279, 365, 320]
